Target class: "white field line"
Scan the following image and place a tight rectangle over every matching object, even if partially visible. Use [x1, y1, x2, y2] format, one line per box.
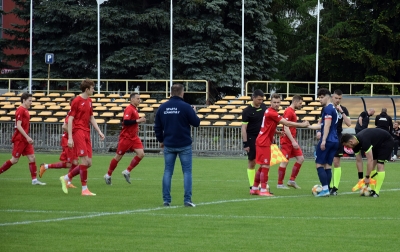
[1, 188, 399, 227]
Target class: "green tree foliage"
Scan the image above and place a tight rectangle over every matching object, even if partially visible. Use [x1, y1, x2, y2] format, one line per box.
[1, 0, 284, 96]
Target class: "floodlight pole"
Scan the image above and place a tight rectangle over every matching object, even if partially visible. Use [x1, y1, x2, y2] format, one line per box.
[97, 0, 108, 94]
[315, 0, 320, 99]
[170, 0, 173, 88]
[29, 0, 33, 94]
[241, 0, 244, 97]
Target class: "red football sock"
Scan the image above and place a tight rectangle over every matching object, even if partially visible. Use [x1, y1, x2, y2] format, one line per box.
[278, 167, 286, 184]
[68, 165, 80, 180]
[253, 167, 261, 187]
[127, 156, 142, 172]
[260, 167, 270, 189]
[79, 165, 89, 186]
[107, 158, 119, 176]
[0, 160, 13, 174]
[290, 162, 302, 181]
[68, 163, 77, 173]
[29, 162, 37, 179]
[49, 162, 67, 169]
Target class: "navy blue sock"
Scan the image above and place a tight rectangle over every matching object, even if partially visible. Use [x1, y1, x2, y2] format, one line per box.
[326, 169, 332, 190]
[317, 167, 328, 187]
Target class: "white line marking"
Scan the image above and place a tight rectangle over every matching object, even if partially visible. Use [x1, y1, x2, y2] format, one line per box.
[1, 188, 399, 227]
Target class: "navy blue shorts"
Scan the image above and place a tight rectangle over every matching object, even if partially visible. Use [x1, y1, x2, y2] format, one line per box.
[315, 141, 339, 166]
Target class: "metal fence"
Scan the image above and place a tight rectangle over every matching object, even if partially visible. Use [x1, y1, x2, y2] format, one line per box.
[0, 122, 319, 157]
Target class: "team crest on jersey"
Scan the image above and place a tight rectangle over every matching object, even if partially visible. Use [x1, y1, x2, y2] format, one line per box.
[264, 158, 268, 163]
[118, 150, 122, 154]
[80, 149, 84, 154]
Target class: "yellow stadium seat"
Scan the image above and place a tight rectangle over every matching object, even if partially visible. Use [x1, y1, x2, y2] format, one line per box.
[198, 108, 211, 113]
[296, 110, 307, 115]
[104, 103, 117, 108]
[208, 105, 220, 109]
[197, 114, 204, 119]
[239, 105, 248, 110]
[302, 106, 314, 111]
[121, 103, 130, 107]
[205, 114, 219, 120]
[38, 111, 52, 116]
[38, 97, 51, 102]
[151, 103, 161, 109]
[221, 115, 235, 120]
[44, 118, 58, 123]
[309, 110, 321, 115]
[139, 113, 145, 118]
[92, 102, 102, 107]
[284, 96, 292, 101]
[0, 97, 5, 101]
[138, 103, 148, 108]
[213, 121, 227, 126]
[7, 111, 16, 116]
[29, 111, 37, 116]
[31, 102, 41, 106]
[303, 97, 313, 102]
[200, 121, 211, 126]
[222, 105, 236, 110]
[0, 101, 10, 106]
[30, 117, 42, 122]
[109, 106, 123, 112]
[98, 98, 111, 103]
[159, 99, 169, 103]
[237, 96, 251, 101]
[278, 110, 285, 115]
[215, 100, 228, 105]
[53, 111, 68, 117]
[139, 94, 151, 99]
[8, 97, 20, 102]
[114, 98, 127, 103]
[1, 104, 15, 109]
[230, 100, 244, 105]
[0, 110, 6, 115]
[47, 93, 60, 97]
[223, 95, 236, 100]
[62, 105, 71, 111]
[229, 121, 242, 127]
[0, 116, 12, 121]
[229, 109, 243, 114]
[308, 102, 321, 106]
[143, 99, 157, 104]
[140, 107, 154, 112]
[92, 93, 105, 98]
[33, 92, 45, 98]
[93, 112, 99, 117]
[116, 112, 124, 118]
[302, 116, 316, 121]
[62, 93, 75, 98]
[43, 102, 57, 107]
[53, 97, 66, 102]
[93, 106, 107, 111]
[107, 119, 121, 124]
[100, 112, 114, 118]
[47, 105, 61, 110]
[122, 94, 130, 99]
[95, 118, 105, 124]
[1, 92, 16, 97]
[237, 115, 242, 120]
[107, 94, 121, 98]
[214, 108, 227, 113]
[32, 105, 46, 110]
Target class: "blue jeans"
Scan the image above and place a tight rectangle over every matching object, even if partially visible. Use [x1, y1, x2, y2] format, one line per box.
[162, 145, 193, 204]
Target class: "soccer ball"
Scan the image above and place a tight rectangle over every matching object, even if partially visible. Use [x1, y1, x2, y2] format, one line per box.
[360, 185, 371, 196]
[312, 184, 323, 196]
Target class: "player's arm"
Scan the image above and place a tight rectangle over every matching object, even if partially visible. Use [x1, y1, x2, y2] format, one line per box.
[358, 115, 364, 126]
[16, 120, 32, 143]
[279, 118, 309, 128]
[283, 125, 296, 144]
[241, 123, 250, 151]
[90, 116, 105, 140]
[341, 108, 351, 127]
[321, 118, 331, 143]
[67, 115, 74, 147]
[62, 122, 67, 132]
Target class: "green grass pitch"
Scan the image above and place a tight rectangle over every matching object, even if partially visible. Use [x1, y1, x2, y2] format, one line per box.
[0, 153, 399, 251]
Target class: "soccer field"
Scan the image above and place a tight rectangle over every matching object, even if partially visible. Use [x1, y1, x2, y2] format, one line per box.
[0, 153, 399, 251]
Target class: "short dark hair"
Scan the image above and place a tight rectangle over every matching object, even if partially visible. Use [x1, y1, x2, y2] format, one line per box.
[252, 89, 265, 99]
[317, 88, 331, 97]
[20, 92, 32, 103]
[271, 93, 281, 100]
[171, 84, 184, 96]
[292, 95, 303, 102]
[333, 89, 343, 96]
[80, 78, 95, 93]
[130, 93, 139, 100]
[340, 134, 354, 144]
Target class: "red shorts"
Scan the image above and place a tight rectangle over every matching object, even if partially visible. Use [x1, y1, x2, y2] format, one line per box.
[12, 140, 34, 158]
[59, 146, 77, 163]
[116, 137, 143, 155]
[280, 141, 303, 159]
[256, 145, 271, 165]
[73, 130, 92, 158]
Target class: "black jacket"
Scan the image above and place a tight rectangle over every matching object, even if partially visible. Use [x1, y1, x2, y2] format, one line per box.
[375, 112, 393, 133]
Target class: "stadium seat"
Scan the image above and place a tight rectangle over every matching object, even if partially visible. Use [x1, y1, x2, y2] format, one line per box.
[215, 100, 228, 105]
[239, 105, 248, 110]
[47, 93, 60, 97]
[43, 102, 57, 107]
[30, 117, 43, 122]
[302, 116, 316, 121]
[121, 103, 130, 107]
[1, 92, 16, 97]
[62, 93, 75, 98]
[138, 103, 148, 108]
[47, 105, 61, 110]
[284, 96, 292, 101]
[38, 97, 51, 102]
[229, 109, 243, 114]
[208, 105, 220, 109]
[221, 115, 235, 120]
[92, 102, 102, 107]
[140, 107, 154, 112]
[38, 111, 52, 116]
[53, 111, 68, 117]
[109, 106, 123, 112]
[116, 112, 124, 118]
[197, 114, 204, 119]
[32, 105, 46, 110]
[33, 92, 45, 98]
[303, 97, 313, 102]
[230, 100, 244, 105]
[114, 98, 127, 103]
[53, 97, 66, 102]
[222, 105, 236, 110]
[7, 97, 20, 102]
[278, 109, 285, 115]
[93, 112, 99, 117]
[44, 118, 58, 123]
[105, 102, 118, 108]
[200, 121, 211, 126]
[229, 121, 242, 127]
[1, 104, 15, 109]
[139, 94, 151, 99]
[107, 119, 121, 124]
[159, 99, 169, 103]
[237, 115, 242, 120]
[151, 103, 161, 109]
[308, 101, 321, 106]
[0, 97, 5, 101]
[62, 105, 71, 111]
[31, 102, 41, 106]
[98, 98, 111, 103]
[237, 96, 251, 101]
[93, 106, 107, 111]
[0, 101, 10, 106]
[143, 99, 157, 104]
[214, 108, 228, 113]
[309, 110, 321, 115]
[7, 111, 15, 116]
[139, 113, 145, 117]
[92, 93, 105, 98]
[100, 112, 114, 118]
[95, 119, 105, 124]
[223, 95, 236, 100]
[302, 106, 315, 111]
[0, 110, 6, 115]
[296, 110, 307, 115]
[0, 116, 11, 121]
[213, 121, 227, 126]
[205, 114, 219, 120]
[29, 111, 37, 116]
[122, 94, 130, 99]
[198, 108, 211, 113]
[107, 94, 121, 98]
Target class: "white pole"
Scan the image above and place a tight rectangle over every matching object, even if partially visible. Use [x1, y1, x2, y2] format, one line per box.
[241, 0, 244, 97]
[97, 2, 101, 94]
[29, 0, 33, 94]
[315, 0, 320, 99]
[170, 0, 173, 88]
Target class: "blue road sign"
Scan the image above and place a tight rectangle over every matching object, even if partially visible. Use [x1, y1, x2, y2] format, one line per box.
[45, 53, 54, 64]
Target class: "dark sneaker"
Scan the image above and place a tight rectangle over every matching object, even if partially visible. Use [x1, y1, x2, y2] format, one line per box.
[369, 190, 379, 197]
[330, 187, 338, 196]
[184, 202, 196, 207]
[163, 202, 171, 207]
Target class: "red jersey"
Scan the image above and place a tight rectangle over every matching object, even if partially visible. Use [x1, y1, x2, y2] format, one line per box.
[119, 104, 140, 140]
[256, 107, 282, 146]
[281, 106, 297, 140]
[12, 106, 30, 143]
[69, 95, 93, 132]
[60, 115, 69, 147]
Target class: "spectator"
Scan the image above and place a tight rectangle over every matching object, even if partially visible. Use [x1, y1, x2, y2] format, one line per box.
[355, 108, 375, 133]
[392, 121, 400, 159]
[375, 108, 393, 133]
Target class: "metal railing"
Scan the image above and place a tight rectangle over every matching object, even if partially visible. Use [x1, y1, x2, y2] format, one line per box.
[0, 122, 319, 157]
